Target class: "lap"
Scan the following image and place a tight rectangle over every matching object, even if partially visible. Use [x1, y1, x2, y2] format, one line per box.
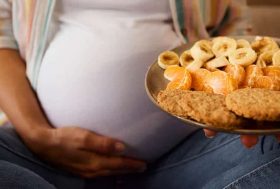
[122, 130, 280, 189]
[1, 123, 280, 189]
[0, 124, 84, 189]
[0, 160, 55, 189]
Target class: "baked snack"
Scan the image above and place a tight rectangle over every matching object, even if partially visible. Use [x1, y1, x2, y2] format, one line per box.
[157, 89, 245, 128]
[226, 88, 280, 121]
[154, 37, 280, 131]
[157, 36, 280, 95]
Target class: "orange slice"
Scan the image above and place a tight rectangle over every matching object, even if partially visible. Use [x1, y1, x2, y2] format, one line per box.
[242, 65, 263, 87]
[166, 69, 192, 90]
[166, 80, 182, 90]
[205, 70, 238, 95]
[164, 65, 186, 81]
[253, 76, 280, 90]
[261, 66, 280, 90]
[263, 66, 280, 79]
[224, 64, 246, 87]
[190, 68, 211, 91]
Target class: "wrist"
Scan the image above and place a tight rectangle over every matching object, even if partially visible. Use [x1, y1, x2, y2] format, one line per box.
[18, 124, 55, 153]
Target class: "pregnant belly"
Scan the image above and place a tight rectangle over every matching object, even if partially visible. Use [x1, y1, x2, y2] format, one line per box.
[37, 25, 194, 160]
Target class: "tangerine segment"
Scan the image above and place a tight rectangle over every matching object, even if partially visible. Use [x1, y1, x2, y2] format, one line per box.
[252, 76, 280, 91]
[205, 70, 238, 95]
[242, 65, 263, 87]
[224, 64, 246, 87]
[263, 66, 280, 79]
[166, 69, 192, 90]
[227, 76, 239, 93]
[166, 80, 181, 91]
[190, 68, 211, 91]
[164, 65, 186, 81]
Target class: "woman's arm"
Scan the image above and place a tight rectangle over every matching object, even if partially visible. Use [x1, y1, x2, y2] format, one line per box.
[0, 1, 146, 177]
[0, 49, 146, 177]
[0, 1, 49, 138]
[0, 50, 52, 138]
[171, 0, 250, 43]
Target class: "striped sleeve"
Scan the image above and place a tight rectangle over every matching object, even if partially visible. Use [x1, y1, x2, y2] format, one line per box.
[0, 0, 18, 49]
[210, 0, 251, 36]
[171, 0, 250, 43]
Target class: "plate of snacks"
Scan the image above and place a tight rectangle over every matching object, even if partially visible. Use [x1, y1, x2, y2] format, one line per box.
[145, 36, 280, 135]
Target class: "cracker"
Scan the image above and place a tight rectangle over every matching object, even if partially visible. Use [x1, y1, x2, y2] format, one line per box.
[226, 88, 280, 121]
[157, 89, 244, 128]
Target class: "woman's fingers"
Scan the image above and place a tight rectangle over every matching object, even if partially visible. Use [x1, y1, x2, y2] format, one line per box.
[78, 152, 146, 173]
[57, 151, 147, 178]
[240, 135, 259, 148]
[55, 127, 126, 155]
[275, 135, 280, 142]
[203, 129, 217, 138]
[38, 127, 147, 179]
[83, 156, 146, 178]
[97, 156, 146, 172]
[80, 169, 143, 178]
[203, 129, 260, 148]
[81, 131, 126, 155]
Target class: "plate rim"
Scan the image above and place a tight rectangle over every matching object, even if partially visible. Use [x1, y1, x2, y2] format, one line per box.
[145, 35, 280, 135]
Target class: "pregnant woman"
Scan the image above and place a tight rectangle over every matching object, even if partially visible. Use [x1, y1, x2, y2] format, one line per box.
[36, 0, 195, 160]
[1, 0, 280, 188]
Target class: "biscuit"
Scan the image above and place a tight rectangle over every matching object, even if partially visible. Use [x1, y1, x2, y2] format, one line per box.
[157, 89, 244, 128]
[226, 88, 280, 121]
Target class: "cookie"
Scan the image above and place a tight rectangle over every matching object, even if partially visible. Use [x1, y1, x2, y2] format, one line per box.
[226, 88, 280, 121]
[157, 89, 244, 128]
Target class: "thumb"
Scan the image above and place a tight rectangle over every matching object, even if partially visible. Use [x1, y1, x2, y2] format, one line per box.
[203, 129, 217, 138]
[76, 128, 126, 155]
[240, 135, 258, 148]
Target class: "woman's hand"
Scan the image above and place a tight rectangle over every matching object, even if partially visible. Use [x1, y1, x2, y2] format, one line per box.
[24, 126, 147, 178]
[0, 50, 146, 178]
[203, 129, 278, 148]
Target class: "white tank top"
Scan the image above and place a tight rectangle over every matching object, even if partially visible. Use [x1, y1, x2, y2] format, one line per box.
[37, 0, 197, 161]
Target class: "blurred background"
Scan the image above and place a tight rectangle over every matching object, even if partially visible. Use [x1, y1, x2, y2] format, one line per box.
[249, 0, 280, 37]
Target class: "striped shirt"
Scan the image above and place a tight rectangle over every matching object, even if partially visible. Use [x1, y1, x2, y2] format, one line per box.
[0, 0, 249, 125]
